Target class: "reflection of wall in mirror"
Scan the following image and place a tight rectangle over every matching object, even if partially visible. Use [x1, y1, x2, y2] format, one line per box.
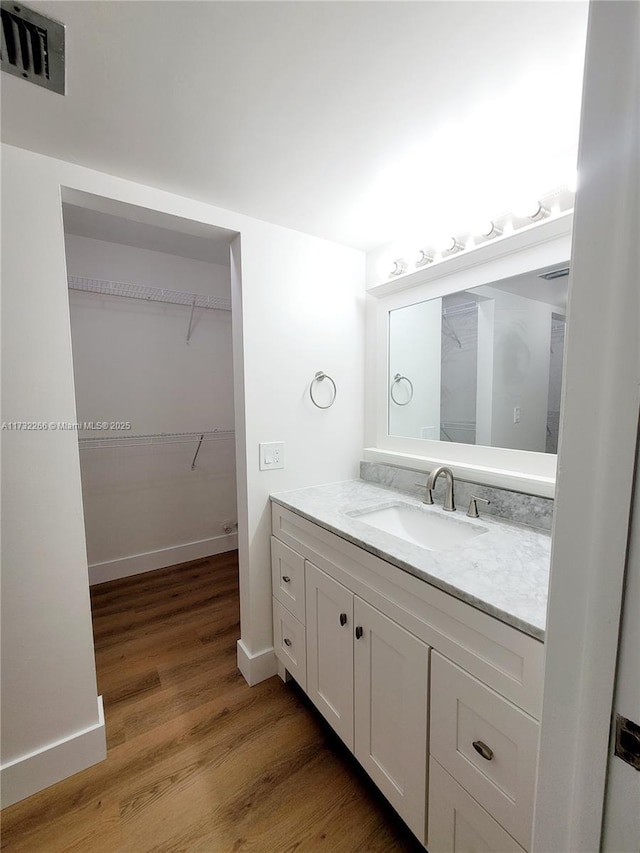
[388, 299, 441, 439]
[546, 315, 566, 453]
[474, 286, 553, 452]
[440, 296, 478, 445]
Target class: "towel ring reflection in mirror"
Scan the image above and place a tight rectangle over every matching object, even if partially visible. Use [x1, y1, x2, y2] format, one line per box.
[310, 371, 337, 409]
[390, 373, 414, 406]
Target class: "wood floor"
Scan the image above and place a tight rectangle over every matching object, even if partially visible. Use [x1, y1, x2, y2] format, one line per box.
[1, 552, 424, 852]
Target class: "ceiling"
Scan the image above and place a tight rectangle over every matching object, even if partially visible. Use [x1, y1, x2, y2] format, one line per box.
[1, 1, 588, 251]
[62, 203, 234, 266]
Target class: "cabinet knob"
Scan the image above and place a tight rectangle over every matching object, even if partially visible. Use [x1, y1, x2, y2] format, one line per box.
[339, 612, 347, 626]
[472, 740, 494, 761]
[283, 638, 292, 647]
[355, 626, 363, 640]
[282, 575, 291, 583]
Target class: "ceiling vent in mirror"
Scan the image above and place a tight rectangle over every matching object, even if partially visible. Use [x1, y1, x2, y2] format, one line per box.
[1, 1, 65, 94]
[538, 267, 570, 281]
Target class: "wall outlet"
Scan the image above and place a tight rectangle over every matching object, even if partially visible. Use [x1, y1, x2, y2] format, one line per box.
[259, 441, 285, 470]
[513, 406, 521, 424]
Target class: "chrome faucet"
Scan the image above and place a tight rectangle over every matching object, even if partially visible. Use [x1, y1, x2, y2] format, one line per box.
[424, 465, 456, 512]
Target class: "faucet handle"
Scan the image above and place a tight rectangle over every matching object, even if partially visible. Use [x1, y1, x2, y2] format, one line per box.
[415, 483, 434, 505]
[467, 495, 490, 518]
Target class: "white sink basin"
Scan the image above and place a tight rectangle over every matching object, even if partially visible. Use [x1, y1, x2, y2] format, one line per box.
[348, 502, 488, 551]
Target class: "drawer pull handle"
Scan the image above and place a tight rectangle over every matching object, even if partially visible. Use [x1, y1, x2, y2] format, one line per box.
[340, 613, 347, 626]
[472, 740, 494, 761]
[283, 638, 292, 647]
[282, 575, 291, 583]
[355, 626, 363, 639]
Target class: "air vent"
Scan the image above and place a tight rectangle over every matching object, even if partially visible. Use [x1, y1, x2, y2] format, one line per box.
[1, 2, 64, 94]
[538, 267, 570, 281]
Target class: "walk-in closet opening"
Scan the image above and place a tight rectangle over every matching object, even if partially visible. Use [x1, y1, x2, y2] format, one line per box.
[61, 193, 240, 672]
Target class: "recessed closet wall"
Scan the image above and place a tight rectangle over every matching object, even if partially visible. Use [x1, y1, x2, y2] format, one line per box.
[63, 221, 236, 585]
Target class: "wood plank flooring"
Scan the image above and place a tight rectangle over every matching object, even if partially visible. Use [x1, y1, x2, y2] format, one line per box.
[1, 552, 424, 852]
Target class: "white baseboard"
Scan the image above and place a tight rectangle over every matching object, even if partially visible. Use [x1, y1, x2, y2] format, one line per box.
[88, 533, 238, 585]
[0, 696, 106, 808]
[237, 639, 278, 686]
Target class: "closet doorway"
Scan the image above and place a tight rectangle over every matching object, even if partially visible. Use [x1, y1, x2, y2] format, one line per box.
[61, 194, 239, 586]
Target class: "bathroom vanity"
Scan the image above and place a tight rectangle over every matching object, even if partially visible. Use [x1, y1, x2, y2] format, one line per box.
[270, 479, 551, 852]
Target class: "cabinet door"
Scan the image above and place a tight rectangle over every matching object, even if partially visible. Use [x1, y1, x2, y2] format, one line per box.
[305, 561, 354, 750]
[354, 597, 429, 843]
[428, 758, 526, 853]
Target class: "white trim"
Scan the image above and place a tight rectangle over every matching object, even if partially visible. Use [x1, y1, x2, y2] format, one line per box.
[532, 3, 640, 851]
[366, 217, 571, 497]
[88, 534, 238, 585]
[236, 639, 277, 686]
[0, 696, 106, 808]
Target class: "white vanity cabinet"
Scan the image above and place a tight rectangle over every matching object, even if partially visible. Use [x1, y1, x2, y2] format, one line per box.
[271, 500, 544, 851]
[305, 560, 430, 839]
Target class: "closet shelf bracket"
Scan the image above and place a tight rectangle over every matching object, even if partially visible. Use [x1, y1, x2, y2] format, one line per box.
[191, 434, 205, 469]
[186, 295, 197, 344]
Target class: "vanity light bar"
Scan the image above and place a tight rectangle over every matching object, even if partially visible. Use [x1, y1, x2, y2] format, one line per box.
[386, 183, 575, 280]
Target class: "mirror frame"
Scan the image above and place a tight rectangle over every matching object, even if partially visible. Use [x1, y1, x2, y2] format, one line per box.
[365, 212, 573, 497]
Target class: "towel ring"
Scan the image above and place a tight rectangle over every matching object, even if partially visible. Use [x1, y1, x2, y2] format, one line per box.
[390, 373, 414, 406]
[310, 371, 337, 409]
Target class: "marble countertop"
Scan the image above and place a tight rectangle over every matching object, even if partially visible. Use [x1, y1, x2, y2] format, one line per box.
[271, 480, 551, 640]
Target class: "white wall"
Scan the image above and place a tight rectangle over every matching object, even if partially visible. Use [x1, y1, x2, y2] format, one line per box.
[388, 298, 441, 439]
[64, 235, 237, 580]
[0, 143, 365, 803]
[236, 220, 365, 671]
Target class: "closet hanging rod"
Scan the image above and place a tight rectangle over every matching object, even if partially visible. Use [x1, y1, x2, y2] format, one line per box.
[78, 430, 235, 450]
[68, 276, 232, 312]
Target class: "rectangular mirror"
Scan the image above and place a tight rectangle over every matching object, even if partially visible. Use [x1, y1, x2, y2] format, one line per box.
[388, 263, 568, 454]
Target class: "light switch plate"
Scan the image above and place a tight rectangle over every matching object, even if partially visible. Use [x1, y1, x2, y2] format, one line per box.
[259, 441, 285, 470]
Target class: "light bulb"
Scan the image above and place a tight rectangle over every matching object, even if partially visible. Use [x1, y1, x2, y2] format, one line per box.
[415, 248, 434, 268]
[473, 220, 502, 240]
[514, 200, 550, 221]
[436, 236, 464, 254]
[389, 259, 408, 277]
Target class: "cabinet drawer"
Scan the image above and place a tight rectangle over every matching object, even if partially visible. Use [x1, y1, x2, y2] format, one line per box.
[428, 758, 526, 853]
[273, 599, 306, 690]
[430, 652, 539, 850]
[271, 536, 305, 624]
